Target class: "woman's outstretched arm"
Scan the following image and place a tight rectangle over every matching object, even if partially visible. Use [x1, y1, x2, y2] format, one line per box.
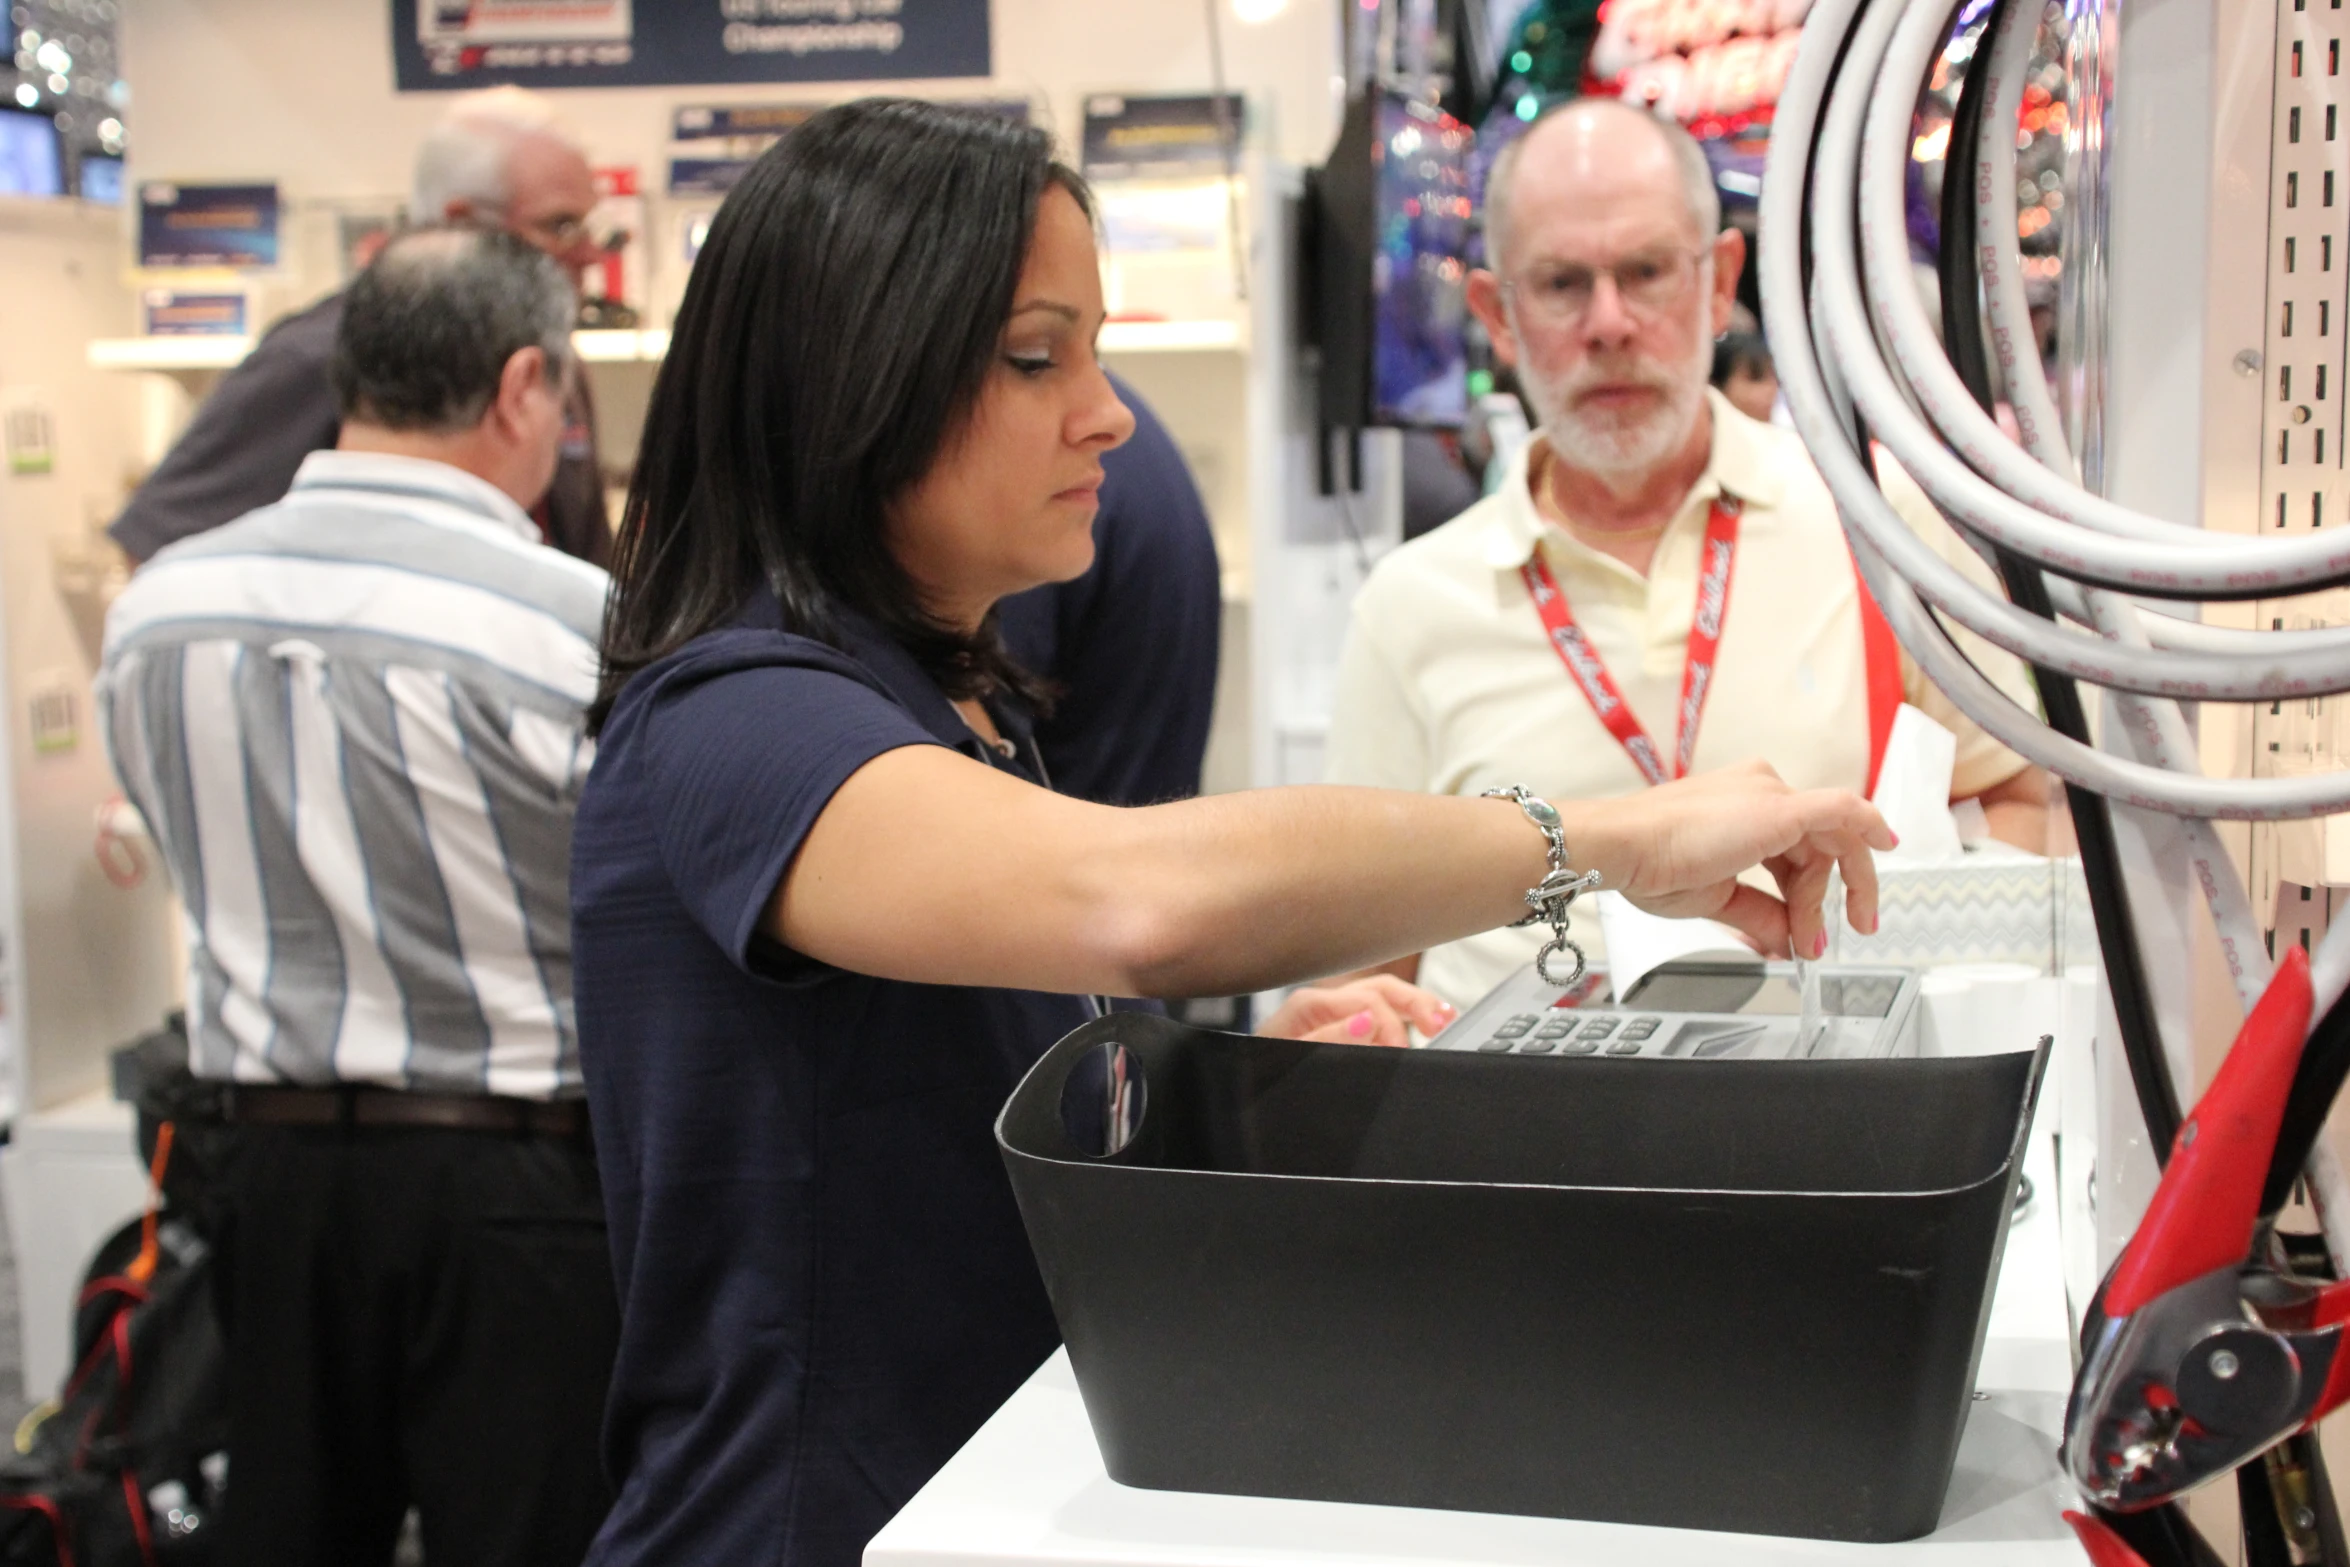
[772, 752, 1891, 1001]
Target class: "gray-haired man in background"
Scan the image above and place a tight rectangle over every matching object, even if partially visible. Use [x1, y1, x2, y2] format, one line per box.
[98, 227, 613, 1567]
[109, 85, 613, 568]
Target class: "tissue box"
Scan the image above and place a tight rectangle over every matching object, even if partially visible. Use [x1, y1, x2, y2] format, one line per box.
[1830, 848, 2094, 972]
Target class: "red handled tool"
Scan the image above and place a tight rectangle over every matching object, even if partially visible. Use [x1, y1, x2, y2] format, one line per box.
[2066, 1512, 2156, 1567]
[2063, 945, 2350, 1564]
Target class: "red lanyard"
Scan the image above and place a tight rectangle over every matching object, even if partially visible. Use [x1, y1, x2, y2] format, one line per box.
[1520, 495, 1743, 785]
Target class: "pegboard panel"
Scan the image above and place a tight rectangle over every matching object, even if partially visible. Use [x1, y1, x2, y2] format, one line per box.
[2251, 0, 2350, 905]
[2259, 0, 2350, 538]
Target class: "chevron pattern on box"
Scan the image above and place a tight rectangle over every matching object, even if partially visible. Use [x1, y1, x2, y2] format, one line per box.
[1830, 858, 2071, 971]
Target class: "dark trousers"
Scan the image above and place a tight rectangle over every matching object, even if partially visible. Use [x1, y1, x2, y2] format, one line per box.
[209, 1121, 618, 1567]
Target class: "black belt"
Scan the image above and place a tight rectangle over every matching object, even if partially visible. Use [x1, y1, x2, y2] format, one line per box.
[223, 1084, 587, 1139]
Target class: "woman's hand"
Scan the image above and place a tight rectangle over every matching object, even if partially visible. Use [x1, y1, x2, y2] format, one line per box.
[1560, 760, 1895, 961]
[1259, 975, 1458, 1049]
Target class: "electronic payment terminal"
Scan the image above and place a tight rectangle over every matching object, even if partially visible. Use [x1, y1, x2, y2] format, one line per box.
[1427, 959, 1924, 1061]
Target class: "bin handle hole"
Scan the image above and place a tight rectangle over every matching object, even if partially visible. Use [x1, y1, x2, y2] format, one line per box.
[1060, 1040, 1147, 1158]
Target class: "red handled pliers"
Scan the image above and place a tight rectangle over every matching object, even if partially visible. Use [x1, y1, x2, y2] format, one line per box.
[2062, 945, 2350, 1565]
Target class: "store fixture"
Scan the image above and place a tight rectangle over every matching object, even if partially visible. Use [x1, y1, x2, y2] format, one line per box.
[89, 213, 1291, 803]
[1760, 0, 2350, 1546]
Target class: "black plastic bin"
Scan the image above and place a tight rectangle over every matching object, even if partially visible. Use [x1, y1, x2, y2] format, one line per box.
[997, 1014, 2048, 1542]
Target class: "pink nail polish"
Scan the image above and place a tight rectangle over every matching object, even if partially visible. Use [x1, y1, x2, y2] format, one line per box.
[1889, 831, 1901, 848]
[1347, 1009, 1374, 1038]
[1812, 930, 1828, 958]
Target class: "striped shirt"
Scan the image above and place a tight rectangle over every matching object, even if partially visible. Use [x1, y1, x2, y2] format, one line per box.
[97, 451, 609, 1099]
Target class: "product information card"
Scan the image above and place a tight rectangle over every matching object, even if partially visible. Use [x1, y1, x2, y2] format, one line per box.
[141, 291, 250, 337]
[1081, 94, 1246, 180]
[137, 184, 280, 271]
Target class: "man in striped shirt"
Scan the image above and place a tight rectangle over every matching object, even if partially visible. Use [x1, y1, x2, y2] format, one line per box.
[98, 226, 614, 1567]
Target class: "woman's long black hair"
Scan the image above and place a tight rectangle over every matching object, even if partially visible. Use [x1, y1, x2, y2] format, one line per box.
[590, 98, 1088, 731]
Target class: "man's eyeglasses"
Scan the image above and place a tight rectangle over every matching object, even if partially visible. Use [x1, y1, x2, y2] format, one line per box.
[474, 205, 594, 252]
[514, 213, 592, 250]
[1502, 247, 1707, 326]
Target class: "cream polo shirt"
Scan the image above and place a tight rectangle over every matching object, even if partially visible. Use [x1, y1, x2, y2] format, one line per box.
[1324, 390, 2038, 1012]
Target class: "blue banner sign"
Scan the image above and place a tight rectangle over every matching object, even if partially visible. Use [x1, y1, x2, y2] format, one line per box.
[392, 0, 989, 91]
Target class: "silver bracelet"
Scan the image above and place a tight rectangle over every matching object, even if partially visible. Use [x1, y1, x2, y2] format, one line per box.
[1481, 785, 1604, 986]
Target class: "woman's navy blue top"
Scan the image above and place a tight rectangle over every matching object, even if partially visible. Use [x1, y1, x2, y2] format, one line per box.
[573, 595, 1088, 1567]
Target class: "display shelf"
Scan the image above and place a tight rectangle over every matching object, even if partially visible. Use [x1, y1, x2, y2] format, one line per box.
[1100, 319, 1244, 353]
[88, 320, 1241, 378]
[88, 326, 680, 374]
[87, 335, 253, 371]
[0, 194, 125, 237]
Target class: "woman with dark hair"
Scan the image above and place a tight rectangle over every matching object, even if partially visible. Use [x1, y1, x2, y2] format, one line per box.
[574, 97, 1893, 1566]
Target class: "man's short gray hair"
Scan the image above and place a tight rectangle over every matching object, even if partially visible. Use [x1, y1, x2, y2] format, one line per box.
[1483, 97, 1721, 275]
[411, 85, 587, 223]
[331, 226, 575, 433]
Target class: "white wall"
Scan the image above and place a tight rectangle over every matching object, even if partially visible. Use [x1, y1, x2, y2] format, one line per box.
[121, 0, 1343, 314]
[0, 199, 183, 1113]
[117, 0, 1342, 547]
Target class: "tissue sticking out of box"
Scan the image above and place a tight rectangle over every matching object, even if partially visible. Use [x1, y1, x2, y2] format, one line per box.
[1872, 704, 1964, 865]
[1835, 704, 2089, 971]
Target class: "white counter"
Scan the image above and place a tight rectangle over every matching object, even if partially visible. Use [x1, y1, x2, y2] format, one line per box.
[870, 1104, 2080, 1567]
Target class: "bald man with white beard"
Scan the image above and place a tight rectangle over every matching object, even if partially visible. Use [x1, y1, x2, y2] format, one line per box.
[1323, 97, 2050, 1011]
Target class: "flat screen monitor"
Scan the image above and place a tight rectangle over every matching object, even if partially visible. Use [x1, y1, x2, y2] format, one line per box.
[1306, 87, 1476, 450]
[1370, 94, 1472, 427]
[0, 109, 62, 198]
[79, 153, 123, 204]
